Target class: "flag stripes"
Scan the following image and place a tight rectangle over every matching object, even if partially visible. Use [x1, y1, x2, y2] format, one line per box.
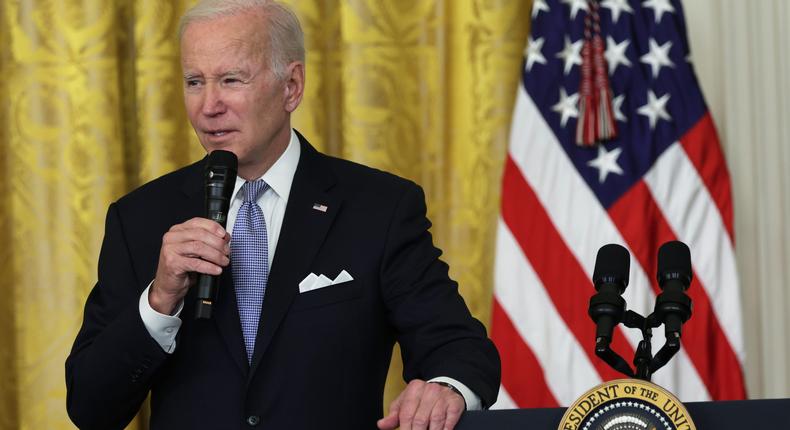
[493, 75, 744, 406]
[492, 0, 745, 408]
[491, 298, 559, 407]
[494, 221, 601, 405]
[678, 114, 735, 240]
[501, 154, 635, 383]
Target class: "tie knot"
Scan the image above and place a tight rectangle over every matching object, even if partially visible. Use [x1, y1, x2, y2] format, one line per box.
[241, 179, 269, 203]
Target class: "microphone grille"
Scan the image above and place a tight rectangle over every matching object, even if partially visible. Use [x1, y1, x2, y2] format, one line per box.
[207, 150, 238, 169]
[657, 241, 692, 286]
[592, 244, 630, 288]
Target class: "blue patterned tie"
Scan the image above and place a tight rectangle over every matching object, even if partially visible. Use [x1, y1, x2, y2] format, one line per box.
[231, 180, 269, 363]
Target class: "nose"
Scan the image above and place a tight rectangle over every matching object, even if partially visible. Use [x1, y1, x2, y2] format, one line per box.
[201, 83, 227, 117]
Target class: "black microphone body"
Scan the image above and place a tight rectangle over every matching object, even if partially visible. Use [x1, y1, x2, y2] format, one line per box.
[589, 244, 630, 344]
[195, 150, 238, 319]
[588, 244, 635, 377]
[655, 241, 693, 340]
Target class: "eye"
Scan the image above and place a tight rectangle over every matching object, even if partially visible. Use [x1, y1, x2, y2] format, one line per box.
[185, 79, 202, 88]
[222, 77, 246, 86]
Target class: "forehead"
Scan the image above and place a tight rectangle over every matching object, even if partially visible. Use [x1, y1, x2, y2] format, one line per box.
[180, 13, 267, 72]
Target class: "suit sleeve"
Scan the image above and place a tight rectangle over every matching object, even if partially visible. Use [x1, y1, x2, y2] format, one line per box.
[65, 203, 168, 430]
[379, 182, 501, 408]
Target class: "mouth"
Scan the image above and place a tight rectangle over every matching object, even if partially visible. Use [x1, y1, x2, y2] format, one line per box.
[202, 129, 237, 141]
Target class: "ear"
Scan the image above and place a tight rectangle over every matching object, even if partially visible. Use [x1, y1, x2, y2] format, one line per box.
[283, 61, 305, 113]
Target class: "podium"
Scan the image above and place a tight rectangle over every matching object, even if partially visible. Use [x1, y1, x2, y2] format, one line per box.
[456, 398, 790, 429]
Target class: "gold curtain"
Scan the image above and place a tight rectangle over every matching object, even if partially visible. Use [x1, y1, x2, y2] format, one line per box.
[0, 1, 530, 428]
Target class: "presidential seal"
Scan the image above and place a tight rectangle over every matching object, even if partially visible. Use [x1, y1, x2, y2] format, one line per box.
[557, 379, 696, 430]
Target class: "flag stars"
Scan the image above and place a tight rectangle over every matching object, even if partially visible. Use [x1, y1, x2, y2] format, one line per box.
[587, 145, 624, 183]
[532, 0, 550, 18]
[556, 37, 583, 75]
[601, 0, 634, 24]
[612, 94, 627, 122]
[637, 89, 672, 129]
[605, 36, 632, 75]
[643, 0, 676, 23]
[525, 36, 547, 71]
[640, 38, 674, 78]
[561, 0, 589, 20]
[552, 87, 579, 127]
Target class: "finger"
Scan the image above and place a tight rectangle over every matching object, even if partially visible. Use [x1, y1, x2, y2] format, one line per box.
[171, 217, 227, 237]
[171, 240, 230, 267]
[160, 250, 224, 277]
[376, 413, 399, 430]
[184, 255, 224, 276]
[428, 397, 448, 430]
[398, 380, 427, 430]
[443, 396, 466, 430]
[163, 229, 231, 256]
[410, 382, 443, 430]
[377, 396, 403, 430]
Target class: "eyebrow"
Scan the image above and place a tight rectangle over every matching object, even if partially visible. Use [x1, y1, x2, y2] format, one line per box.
[182, 70, 252, 80]
[222, 69, 252, 79]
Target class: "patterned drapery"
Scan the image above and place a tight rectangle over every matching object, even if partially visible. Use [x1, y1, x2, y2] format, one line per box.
[0, 1, 529, 428]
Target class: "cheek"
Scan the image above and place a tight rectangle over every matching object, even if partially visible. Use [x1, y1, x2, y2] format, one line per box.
[184, 95, 201, 118]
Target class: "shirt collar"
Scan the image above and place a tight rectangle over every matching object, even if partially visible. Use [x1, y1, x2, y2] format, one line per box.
[231, 129, 301, 203]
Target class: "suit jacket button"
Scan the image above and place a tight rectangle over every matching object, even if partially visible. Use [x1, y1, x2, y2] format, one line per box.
[246, 415, 260, 426]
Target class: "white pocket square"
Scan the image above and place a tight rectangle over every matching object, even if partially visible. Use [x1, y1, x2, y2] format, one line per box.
[299, 270, 354, 293]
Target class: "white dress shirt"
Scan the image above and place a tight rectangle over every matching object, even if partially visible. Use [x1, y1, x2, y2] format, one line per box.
[138, 129, 481, 409]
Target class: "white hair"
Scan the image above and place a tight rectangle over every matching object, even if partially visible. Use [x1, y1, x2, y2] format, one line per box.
[179, 0, 305, 80]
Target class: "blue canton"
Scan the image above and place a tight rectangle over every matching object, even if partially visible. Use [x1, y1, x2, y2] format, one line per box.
[525, 0, 707, 208]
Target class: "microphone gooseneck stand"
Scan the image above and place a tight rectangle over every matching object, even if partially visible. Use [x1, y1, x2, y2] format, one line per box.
[589, 241, 693, 382]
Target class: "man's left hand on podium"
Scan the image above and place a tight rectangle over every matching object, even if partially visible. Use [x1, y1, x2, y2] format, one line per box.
[377, 379, 466, 430]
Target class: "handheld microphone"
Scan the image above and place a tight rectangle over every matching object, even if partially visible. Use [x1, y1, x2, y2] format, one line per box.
[654, 241, 693, 340]
[589, 244, 630, 345]
[195, 150, 238, 320]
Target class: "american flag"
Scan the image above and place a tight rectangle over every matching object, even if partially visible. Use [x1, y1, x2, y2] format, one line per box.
[491, 0, 746, 407]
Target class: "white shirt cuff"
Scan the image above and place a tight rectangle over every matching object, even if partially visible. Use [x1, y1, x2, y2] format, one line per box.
[139, 281, 183, 354]
[428, 376, 482, 411]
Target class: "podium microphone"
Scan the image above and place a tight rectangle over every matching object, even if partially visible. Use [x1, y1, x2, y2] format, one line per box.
[655, 241, 693, 341]
[195, 150, 237, 319]
[589, 244, 630, 346]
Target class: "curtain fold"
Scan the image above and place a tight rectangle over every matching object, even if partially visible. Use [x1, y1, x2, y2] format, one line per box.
[0, 1, 529, 428]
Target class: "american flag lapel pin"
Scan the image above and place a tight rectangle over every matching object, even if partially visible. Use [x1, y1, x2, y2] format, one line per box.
[312, 203, 328, 213]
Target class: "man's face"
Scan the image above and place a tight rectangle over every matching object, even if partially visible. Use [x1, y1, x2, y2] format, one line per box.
[181, 12, 292, 178]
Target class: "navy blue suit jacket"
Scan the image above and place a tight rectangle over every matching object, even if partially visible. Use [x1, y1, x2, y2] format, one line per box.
[66, 133, 500, 429]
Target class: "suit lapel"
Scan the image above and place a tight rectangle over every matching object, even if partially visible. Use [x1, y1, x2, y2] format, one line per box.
[181, 160, 249, 375]
[248, 134, 341, 378]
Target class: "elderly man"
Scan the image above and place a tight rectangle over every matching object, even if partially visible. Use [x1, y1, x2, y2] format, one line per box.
[66, 1, 499, 429]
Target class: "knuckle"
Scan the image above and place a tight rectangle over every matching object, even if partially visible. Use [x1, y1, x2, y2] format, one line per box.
[448, 402, 464, 415]
[188, 240, 202, 255]
[192, 259, 208, 273]
[412, 416, 428, 428]
[400, 405, 416, 418]
[162, 252, 176, 267]
[409, 379, 426, 389]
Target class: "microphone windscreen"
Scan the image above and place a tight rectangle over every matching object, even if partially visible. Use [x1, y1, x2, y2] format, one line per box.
[207, 150, 238, 169]
[592, 243, 631, 290]
[592, 244, 630, 289]
[657, 241, 692, 286]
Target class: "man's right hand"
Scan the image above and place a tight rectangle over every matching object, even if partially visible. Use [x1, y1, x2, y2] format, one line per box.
[150, 217, 231, 315]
